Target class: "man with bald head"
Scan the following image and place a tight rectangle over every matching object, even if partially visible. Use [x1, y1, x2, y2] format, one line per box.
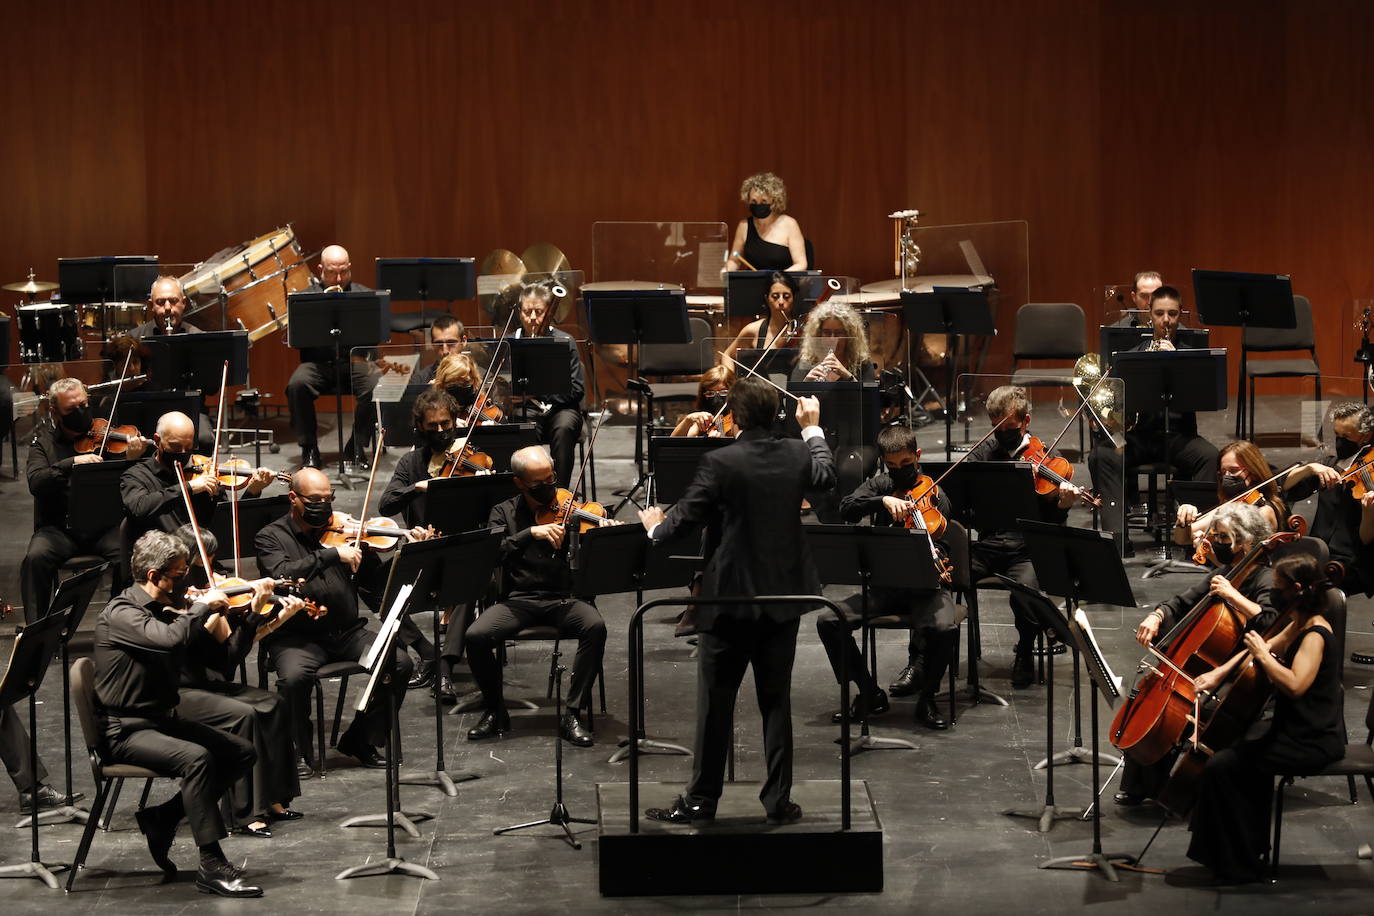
[285, 245, 380, 470]
[131, 276, 203, 338]
[462, 445, 607, 746]
[255, 466, 428, 768]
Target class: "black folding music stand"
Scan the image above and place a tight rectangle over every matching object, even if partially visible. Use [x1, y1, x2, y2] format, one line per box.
[572, 524, 700, 763]
[376, 257, 476, 333]
[1015, 519, 1138, 880]
[504, 337, 573, 425]
[1099, 326, 1210, 367]
[1191, 268, 1295, 439]
[65, 460, 133, 539]
[805, 524, 942, 755]
[788, 380, 881, 520]
[465, 422, 541, 473]
[143, 330, 250, 390]
[0, 611, 69, 888]
[901, 289, 995, 458]
[422, 473, 519, 534]
[113, 391, 204, 439]
[208, 494, 290, 565]
[287, 290, 391, 485]
[647, 436, 733, 505]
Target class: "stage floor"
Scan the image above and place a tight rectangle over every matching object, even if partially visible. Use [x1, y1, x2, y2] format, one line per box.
[0, 409, 1370, 913]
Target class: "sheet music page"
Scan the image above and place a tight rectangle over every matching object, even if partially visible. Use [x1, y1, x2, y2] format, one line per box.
[1073, 607, 1124, 705]
[361, 583, 413, 671]
[371, 353, 418, 404]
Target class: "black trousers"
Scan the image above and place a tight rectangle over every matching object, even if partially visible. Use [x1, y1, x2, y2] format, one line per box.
[438, 603, 477, 678]
[266, 626, 413, 753]
[21, 525, 122, 623]
[538, 406, 583, 489]
[1120, 749, 1178, 800]
[1088, 429, 1220, 535]
[176, 682, 299, 825]
[0, 703, 46, 794]
[286, 359, 379, 451]
[970, 540, 1050, 643]
[464, 597, 606, 713]
[1186, 743, 1275, 881]
[104, 713, 255, 847]
[816, 590, 961, 694]
[686, 615, 800, 815]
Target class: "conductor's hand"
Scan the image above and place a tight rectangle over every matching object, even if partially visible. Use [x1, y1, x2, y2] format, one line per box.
[335, 543, 363, 573]
[1135, 612, 1162, 647]
[531, 523, 565, 549]
[638, 506, 666, 533]
[795, 394, 821, 429]
[881, 496, 913, 523]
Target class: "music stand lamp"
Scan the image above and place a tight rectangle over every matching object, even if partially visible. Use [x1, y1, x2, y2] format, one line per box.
[584, 287, 690, 515]
[1191, 269, 1295, 439]
[901, 289, 995, 459]
[376, 257, 476, 335]
[287, 290, 391, 488]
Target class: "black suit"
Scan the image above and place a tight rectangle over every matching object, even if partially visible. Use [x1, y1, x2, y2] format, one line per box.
[651, 425, 835, 814]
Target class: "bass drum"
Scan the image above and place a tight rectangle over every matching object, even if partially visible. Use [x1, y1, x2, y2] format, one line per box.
[18, 302, 83, 363]
[180, 226, 313, 342]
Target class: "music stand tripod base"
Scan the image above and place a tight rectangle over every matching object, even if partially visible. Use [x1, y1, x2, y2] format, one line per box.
[960, 681, 1009, 708]
[608, 736, 690, 765]
[336, 858, 439, 881]
[398, 768, 478, 797]
[1036, 745, 1121, 770]
[14, 804, 89, 829]
[1040, 851, 1138, 882]
[1003, 803, 1085, 834]
[341, 810, 434, 838]
[0, 860, 65, 889]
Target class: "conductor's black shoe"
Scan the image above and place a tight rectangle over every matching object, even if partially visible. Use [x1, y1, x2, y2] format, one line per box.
[1113, 791, 1146, 807]
[196, 862, 264, 898]
[888, 664, 921, 697]
[135, 806, 178, 875]
[407, 659, 435, 690]
[466, 709, 510, 741]
[19, 783, 81, 813]
[434, 676, 458, 704]
[831, 688, 889, 724]
[645, 795, 715, 825]
[1011, 644, 1035, 689]
[765, 800, 803, 825]
[336, 734, 387, 769]
[915, 693, 949, 730]
[560, 711, 594, 748]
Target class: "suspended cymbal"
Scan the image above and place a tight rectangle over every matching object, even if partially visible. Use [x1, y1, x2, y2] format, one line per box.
[481, 249, 525, 277]
[519, 243, 575, 323]
[4, 278, 58, 294]
[478, 249, 527, 322]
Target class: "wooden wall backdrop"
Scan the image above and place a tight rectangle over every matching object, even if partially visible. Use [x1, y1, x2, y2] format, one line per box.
[2, 0, 1371, 414]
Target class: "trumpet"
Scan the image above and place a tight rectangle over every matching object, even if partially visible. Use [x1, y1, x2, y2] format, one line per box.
[323, 284, 344, 293]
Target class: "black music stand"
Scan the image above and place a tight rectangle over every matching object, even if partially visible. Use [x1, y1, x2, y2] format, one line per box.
[806, 524, 942, 755]
[572, 524, 700, 763]
[0, 611, 69, 888]
[143, 330, 250, 390]
[724, 270, 819, 319]
[1099, 326, 1210, 367]
[65, 460, 132, 539]
[901, 289, 995, 458]
[287, 290, 391, 486]
[376, 257, 476, 333]
[505, 338, 572, 415]
[1192, 268, 1295, 439]
[383, 531, 502, 796]
[113, 391, 203, 440]
[585, 288, 691, 515]
[788, 380, 881, 520]
[647, 436, 734, 505]
[208, 494, 289, 563]
[465, 422, 540, 473]
[58, 256, 158, 344]
[1015, 520, 1138, 879]
[423, 474, 519, 534]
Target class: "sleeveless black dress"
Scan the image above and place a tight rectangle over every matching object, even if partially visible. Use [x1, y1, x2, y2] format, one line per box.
[742, 218, 793, 271]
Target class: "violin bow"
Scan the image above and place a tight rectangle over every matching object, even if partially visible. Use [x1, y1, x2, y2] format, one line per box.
[561, 405, 608, 528]
[99, 347, 135, 455]
[173, 462, 215, 577]
[228, 443, 242, 580]
[209, 361, 228, 476]
[353, 427, 387, 553]
[441, 312, 518, 478]
[1191, 462, 1302, 545]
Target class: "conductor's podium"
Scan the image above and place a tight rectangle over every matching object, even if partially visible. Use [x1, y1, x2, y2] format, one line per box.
[596, 779, 883, 897]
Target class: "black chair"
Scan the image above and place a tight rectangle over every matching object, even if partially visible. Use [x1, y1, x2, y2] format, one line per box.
[500, 625, 607, 724]
[640, 316, 714, 426]
[257, 650, 362, 777]
[1237, 295, 1320, 440]
[1009, 303, 1087, 387]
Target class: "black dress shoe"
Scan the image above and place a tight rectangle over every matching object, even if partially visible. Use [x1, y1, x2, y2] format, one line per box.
[888, 664, 921, 698]
[766, 800, 803, 825]
[267, 808, 303, 822]
[559, 711, 594, 748]
[434, 676, 458, 704]
[831, 688, 890, 723]
[408, 658, 436, 690]
[135, 807, 178, 875]
[1011, 644, 1035, 689]
[915, 693, 949, 730]
[299, 445, 322, 469]
[1113, 791, 1146, 807]
[19, 783, 82, 813]
[645, 795, 714, 824]
[231, 823, 272, 838]
[196, 863, 264, 898]
[466, 709, 510, 741]
[336, 734, 387, 768]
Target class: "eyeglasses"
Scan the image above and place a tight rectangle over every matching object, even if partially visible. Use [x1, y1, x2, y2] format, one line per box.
[294, 493, 334, 504]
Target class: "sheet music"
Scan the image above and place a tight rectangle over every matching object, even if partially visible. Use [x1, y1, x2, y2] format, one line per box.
[371, 353, 418, 404]
[361, 583, 413, 672]
[1072, 607, 1123, 705]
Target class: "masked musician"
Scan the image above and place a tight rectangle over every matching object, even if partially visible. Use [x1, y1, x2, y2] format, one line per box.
[131, 276, 203, 338]
[93, 530, 261, 897]
[254, 467, 426, 769]
[507, 283, 586, 488]
[817, 425, 961, 729]
[21, 377, 149, 622]
[285, 244, 380, 470]
[670, 366, 736, 438]
[723, 171, 808, 272]
[638, 378, 833, 825]
[1117, 502, 1277, 807]
[1174, 440, 1285, 556]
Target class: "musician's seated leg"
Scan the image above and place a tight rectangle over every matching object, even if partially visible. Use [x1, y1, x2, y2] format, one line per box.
[286, 361, 335, 454]
[462, 602, 529, 738]
[550, 598, 606, 717]
[815, 595, 875, 693]
[1169, 432, 1221, 483]
[1116, 749, 1178, 806]
[20, 526, 79, 623]
[348, 361, 380, 460]
[539, 406, 584, 489]
[264, 635, 328, 763]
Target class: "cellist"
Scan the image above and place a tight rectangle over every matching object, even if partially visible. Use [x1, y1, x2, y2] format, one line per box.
[1117, 503, 1278, 807]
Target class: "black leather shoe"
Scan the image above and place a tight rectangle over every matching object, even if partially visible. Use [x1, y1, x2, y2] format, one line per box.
[1011, 644, 1035, 689]
[434, 676, 458, 704]
[915, 693, 949, 730]
[831, 688, 890, 723]
[408, 658, 436, 690]
[135, 806, 178, 875]
[560, 711, 594, 748]
[1113, 791, 1146, 807]
[766, 800, 803, 825]
[888, 664, 921, 697]
[645, 794, 714, 824]
[231, 823, 272, 838]
[466, 709, 510, 741]
[196, 863, 264, 898]
[267, 808, 303, 822]
[336, 734, 387, 769]
[19, 783, 82, 813]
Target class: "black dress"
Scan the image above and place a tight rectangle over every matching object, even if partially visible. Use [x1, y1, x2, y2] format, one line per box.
[1186, 624, 1344, 880]
[742, 218, 793, 271]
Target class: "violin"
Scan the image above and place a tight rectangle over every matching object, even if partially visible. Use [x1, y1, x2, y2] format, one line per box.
[710, 410, 736, 437]
[434, 441, 495, 478]
[537, 488, 610, 534]
[897, 475, 953, 584]
[1339, 445, 1374, 499]
[73, 417, 143, 455]
[320, 512, 405, 551]
[187, 576, 326, 620]
[186, 454, 290, 491]
[1018, 435, 1101, 508]
[464, 393, 503, 425]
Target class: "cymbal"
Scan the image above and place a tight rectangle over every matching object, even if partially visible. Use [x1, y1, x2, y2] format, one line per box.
[478, 249, 526, 321]
[4, 278, 58, 294]
[480, 249, 525, 277]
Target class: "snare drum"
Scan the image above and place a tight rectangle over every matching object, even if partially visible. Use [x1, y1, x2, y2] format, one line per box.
[180, 226, 312, 341]
[81, 301, 146, 332]
[18, 302, 83, 363]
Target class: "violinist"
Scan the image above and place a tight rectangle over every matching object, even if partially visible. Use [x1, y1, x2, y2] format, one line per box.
[254, 468, 425, 769]
[817, 425, 961, 730]
[463, 445, 607, 747]
[967, 385, 1079, 689]
[169, 526, 306, 840]
[431, 351, 502, 424]
[669, 366, 736, 438]
[1118, 502, 1277, 807]
[1174, 441, 1285, 558]
[21, 377, 149, 622]
[1282, 401, 1374, 596]
[508, 283, 586, 488]
[412, 314, 467, 387]
[1185, 553, 1343, 883]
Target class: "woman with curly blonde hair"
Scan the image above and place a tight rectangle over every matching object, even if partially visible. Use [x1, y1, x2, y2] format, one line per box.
[723, 171, 808, 272]
[791, 301, 873, 382]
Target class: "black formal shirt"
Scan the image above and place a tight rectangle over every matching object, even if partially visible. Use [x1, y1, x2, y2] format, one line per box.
[489, 494, 571, 599]
[27, 423, 82, 530]
[966, 436, 1071, 549]
[254, 513, 381, 638]
[180, 610, 261, 686]
[120, 454, 216, 544]
[510, 326, 585, 410]
[379, 448, 433, 528]
[93, 584, 217, 716]
[1286, 455, 1372, 576]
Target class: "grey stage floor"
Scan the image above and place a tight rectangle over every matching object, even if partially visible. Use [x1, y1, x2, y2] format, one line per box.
[0, 406, 1370, 914]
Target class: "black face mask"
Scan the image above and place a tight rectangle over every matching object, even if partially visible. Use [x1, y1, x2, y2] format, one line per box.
[1220, 473, 1248, 498]
[423, 427, 457, 453]
[703, 390, 729, 406]
[994, 427, 1025, 454]
[887, 464, 920, 492]
[60, 406, 93, 435]
[1211, 541, 1235, 564]
[300, 499, 333, 528]
[1336, 436, 1362, 460]
[447, 385, 477, 407]
[159, 448, 193, 469]
[749, 203, 772, 220]
[526, 482, 559, 506]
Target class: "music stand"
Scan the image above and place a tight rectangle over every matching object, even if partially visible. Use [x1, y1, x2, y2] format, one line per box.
[901, 289, 995, 458]
[376, 257, 476, 333]
[288, 290, 390, 485]
[505, 338, 572, 412]
[572, 524, 700, 763]
[113, 391, 203, 439]
[647, 436, 733, 505]
[65, 460, 133, 538]
[143, 330, 250, 390]
[724, 270, 819, 319]
[58, 256, 158, 344]
[788, 380, 880, 520]
[0, 611, 69, 888]
[465, 423, 540, 473]
[1099, 326, 1210, 367]
[806, 524, 942, 755]
[1192, 268, 1296, 439]
[422, 474, 519, 534]
[208, 494, 289, 563]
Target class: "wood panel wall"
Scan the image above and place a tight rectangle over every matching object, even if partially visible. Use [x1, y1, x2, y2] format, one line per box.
[3, 0, 1371, 412]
